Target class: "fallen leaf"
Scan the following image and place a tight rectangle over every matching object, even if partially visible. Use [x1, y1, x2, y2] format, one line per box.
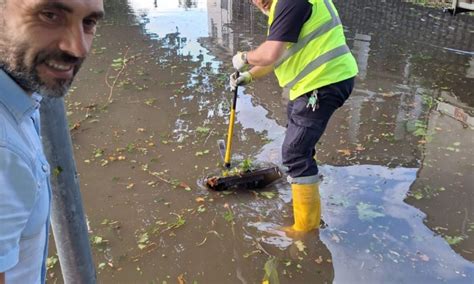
[355, 144, 365, 151]
[260, 192, 276, 199]
[294, 240, 306, 252]
[337, 149, 351, 156]
[262, 257, 280, 284]
[331, 234, 341, 243]
[315, 255, 323, 264]
[418, 253, 430, 262]
[71, 123, 81, 130]
[98, 262, 106, 270]
[197, 205, 206, 213]
[381, 92, 395, 97]
[195, 197, 205, 203]
[179, 182, 192, 191]
[178, 274, 186, 284]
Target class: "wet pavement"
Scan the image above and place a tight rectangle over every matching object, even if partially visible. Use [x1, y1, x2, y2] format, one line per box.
[47, 0, 473, 283]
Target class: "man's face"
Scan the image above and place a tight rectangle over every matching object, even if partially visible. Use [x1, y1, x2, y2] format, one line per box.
[0, 0, 104, 97]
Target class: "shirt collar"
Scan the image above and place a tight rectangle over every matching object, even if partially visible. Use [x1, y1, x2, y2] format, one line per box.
[0, 69, 42, 123]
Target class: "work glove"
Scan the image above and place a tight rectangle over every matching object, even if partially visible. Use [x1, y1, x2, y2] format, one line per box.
[230, 71, 253, 91]
[232, 51, 249, 71]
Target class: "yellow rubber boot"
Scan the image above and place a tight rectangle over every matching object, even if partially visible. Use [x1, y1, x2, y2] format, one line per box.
[291, 183, 321, 232]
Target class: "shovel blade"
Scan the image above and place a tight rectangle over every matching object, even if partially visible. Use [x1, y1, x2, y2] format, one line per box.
[217, 139, 226, 163]
[206, 166, 282, 191]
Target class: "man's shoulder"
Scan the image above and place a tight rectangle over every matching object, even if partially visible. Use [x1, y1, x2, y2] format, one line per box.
[277, 0, 312, 10]
[273, 0, 312, 21]
[0, 104, 32, 164]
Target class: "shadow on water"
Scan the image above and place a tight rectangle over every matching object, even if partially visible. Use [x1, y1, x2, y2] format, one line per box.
[47, 0, 474, 283]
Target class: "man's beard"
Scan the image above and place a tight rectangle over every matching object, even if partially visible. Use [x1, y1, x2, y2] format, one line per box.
[0, 39, 83, 98]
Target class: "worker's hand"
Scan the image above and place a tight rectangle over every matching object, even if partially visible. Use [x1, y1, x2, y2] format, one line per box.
[232, 51, 249, 71]
[230, 71, 253, 91]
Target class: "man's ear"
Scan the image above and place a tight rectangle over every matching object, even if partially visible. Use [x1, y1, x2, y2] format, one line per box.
[253, 0, 272, 14]
[262, 0, 272, 10]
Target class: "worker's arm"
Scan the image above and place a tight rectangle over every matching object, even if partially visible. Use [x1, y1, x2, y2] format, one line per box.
[230, 64, 275, 90]
[1, 272, 5, 284]
[247, 40, 287, 67]
[249, 65, 274, 80]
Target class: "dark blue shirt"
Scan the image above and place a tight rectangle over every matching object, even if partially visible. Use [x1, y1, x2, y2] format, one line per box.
[267, 0, 312, 43]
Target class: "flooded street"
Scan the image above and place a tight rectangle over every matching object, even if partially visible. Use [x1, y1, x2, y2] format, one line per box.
[47, 0, 473, 283]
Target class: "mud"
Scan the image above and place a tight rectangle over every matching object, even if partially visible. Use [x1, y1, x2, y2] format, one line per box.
[46, 0, 473, 283]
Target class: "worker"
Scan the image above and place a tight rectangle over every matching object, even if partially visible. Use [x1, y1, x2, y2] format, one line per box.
[230, 0, 358, 233]
[0, 1, 104, 283]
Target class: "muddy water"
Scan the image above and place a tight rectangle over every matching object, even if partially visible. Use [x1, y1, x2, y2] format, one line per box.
[46, 0, 474, 283]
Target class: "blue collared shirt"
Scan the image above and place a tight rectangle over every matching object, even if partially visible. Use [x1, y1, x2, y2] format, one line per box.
[0, 70, 51, 284]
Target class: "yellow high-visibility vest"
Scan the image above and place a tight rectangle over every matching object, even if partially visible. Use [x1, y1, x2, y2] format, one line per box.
[268, 0, 358, 100]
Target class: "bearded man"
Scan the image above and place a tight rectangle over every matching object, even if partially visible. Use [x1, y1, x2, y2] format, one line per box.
[0, 1, 104, 283]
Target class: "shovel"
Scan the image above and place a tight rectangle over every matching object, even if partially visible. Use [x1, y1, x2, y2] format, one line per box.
[206, 71, 282, 191]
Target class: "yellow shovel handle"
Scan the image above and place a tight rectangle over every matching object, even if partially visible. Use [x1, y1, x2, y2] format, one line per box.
[224, 108, 236, 167]
[224, 71, 239, 168]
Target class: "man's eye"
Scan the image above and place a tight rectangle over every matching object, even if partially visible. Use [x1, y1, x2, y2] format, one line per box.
[83, 19, 97, 32]
[40, 11, 59, 22]
[83, 19, 97, 27]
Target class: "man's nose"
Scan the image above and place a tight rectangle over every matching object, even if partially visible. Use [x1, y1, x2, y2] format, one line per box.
[58, 25, 90, 59]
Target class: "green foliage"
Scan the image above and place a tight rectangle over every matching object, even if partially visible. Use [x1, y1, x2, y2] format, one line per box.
[126, 143, 135, 153]
[53, 166, 63, 177]
[145, 98, 157, 106]
[111, 57, 127, 71]
[46, 255, 59, 270]
[406, 119, 432, 141]
[221, 158, 255, 177]
[262, 257, 280, 284]
[421, 93, 435, 109]
[93, 148, 104, 158]
[409, 185, 446, 200]
[444, 235, 464, 245]
[223, 210, 234, 223]
[195, 150, 210, 156]
[167, 213, 185, 230]
[259, 191, 276, 199]
[196, 126, 210, 135]
[468, 223, 474, 233]
[239, 158, 254, 172]
[90, 235, 107, 246]
[137, 232, 150, 250]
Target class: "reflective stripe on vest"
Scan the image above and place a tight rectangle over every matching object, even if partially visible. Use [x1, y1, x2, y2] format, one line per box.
[275, 0, 341, 68]
[270, 0, 353, 91]
[284, 44, 350, 89]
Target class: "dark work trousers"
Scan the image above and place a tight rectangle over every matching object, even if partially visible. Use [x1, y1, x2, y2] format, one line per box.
[282, 77, 355, 181]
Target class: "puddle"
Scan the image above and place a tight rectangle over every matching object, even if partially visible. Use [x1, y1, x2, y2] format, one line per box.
[46, 0, 473, 283]
[320, 165, 473, 283]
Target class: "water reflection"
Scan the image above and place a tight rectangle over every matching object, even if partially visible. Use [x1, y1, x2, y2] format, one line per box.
[320, 165, 473, 283]
[129, 0, 219, 70]
[120, 0, 474, 282]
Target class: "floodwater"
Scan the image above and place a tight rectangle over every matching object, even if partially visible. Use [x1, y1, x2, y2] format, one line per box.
[47, 0, 473, 283]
